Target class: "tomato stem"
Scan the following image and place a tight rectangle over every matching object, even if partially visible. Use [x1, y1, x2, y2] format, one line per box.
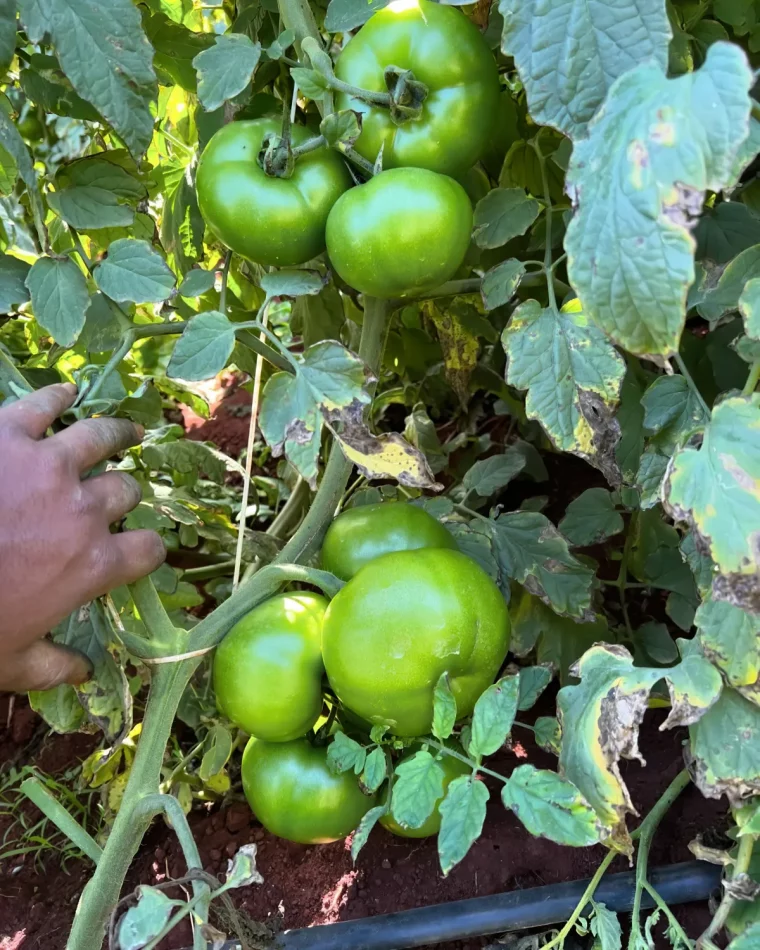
[674, 352, 710, 418]
[291, 134, 327, 158]
[327, 74, 392, 108]
[697, 832, 756, 949]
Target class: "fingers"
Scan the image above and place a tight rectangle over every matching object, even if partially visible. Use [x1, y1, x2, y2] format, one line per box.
[1, 640, 92, 693]
[86, 471, 142, 524]
[0, 382, 77, 439]
[47, 416, 144, 474]
[107, 530, 167, 589]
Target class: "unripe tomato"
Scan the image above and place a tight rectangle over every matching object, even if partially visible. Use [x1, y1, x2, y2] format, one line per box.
[381, 745, 470, 838]
[18, 112, 43, 142]
[213, 592, 327, 742]
[321, 501, 457, 581]
[334, 0, 501, 178]
[196, 118, 352, 267]
[326, 167, 472, 298]
[322, 548, 510, 737]
[242, 737, 377, 844]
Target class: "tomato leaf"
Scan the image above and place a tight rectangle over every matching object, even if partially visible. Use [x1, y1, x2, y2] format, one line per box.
[502, 764, 602, 847]
[502, 299, 625, 483]
[590, 901, 622, 950]
[94, 238, 176, 304]
[199, 724, 233, 782]
[481, 259, 525, 312]
[261, 269, 325, 301]
[324, 0, 389, 32]
[500, 0, 670, 140]
[361, 747, 387, 794]
[327, 731, 366, 775]
[473, 187, 540, 249]
[432, 672, 457, 741]
[18, 0, 156, 156]
[224, 843, 264, 888]
[558, 642, 723, 847]
[390, 750, 445, 830]
[350, 805, 386, 862]
[193, 34, 262, 113]
[517, 665, 553, 711]
[118, 885, 183, 950]
[534, 716, 561, 755]
[469, 674, 520, 759]
[462, 446, 527, 501]
[0, 254, 31, 312]
[697, 598, 760, 695]
[178, 268, 216, 299]
[559, 488, 624, 547]
[48, 155, 145, 231]
[26, 256, 89, 348]
[565, 43, 756, 356]
[740, 276, 760, 339]
[437, 775, 489, 876]
[167, 312, 236, 382]
[665, 395, 760, 612]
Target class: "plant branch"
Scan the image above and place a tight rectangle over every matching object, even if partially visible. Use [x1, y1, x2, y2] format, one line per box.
[698, 833, 756, 949]
[292, 134, 327, 158]
[336, 142, 376, 177]
[532, 135, 557, 313]
[324, 74, 391, 108]
[427, 738, 508, 783]
[541, 851, 618, 950]
[743, 359, 760, 397]
[235, 328, 294, 373]
[642, 881, 694, 949]
[415, 278, 482, 301]
[129, 576, 179, 649]
[628, 768, 691, 949]
[674, 352, 710, 417]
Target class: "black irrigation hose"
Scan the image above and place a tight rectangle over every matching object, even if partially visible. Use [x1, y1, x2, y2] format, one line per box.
[195, 860, 721, 950]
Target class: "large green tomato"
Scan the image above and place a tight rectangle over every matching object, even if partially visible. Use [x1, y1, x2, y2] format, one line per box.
[242, 737, 377, 844]
[326, 167, 472, 298]
[196, 118, 351, 267]
[381, 745, 470, 838]
[321, 501, 457, 580]
[322, 548, 510, 737]
[213, 592, 326, 742]
[334, 0, 500, 178]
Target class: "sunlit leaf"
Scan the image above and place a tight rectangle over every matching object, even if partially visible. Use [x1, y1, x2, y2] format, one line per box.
[167, 312, 235, 382]
[438, 775, 489, 875]
[469, 674, 520, 759]
[502, 764, 602, 846]
[26, 256, 89, 347]
[391, 750, 445, 830]
[194, 33, 262, 112]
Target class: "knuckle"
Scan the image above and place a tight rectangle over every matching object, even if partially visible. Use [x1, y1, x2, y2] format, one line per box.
[116, 472, 142, 510]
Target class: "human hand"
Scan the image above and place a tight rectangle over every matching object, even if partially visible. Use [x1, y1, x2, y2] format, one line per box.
[0, 383, 166, 692]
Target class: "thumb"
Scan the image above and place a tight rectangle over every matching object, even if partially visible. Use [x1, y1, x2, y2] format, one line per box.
[1, 640, 93, 693]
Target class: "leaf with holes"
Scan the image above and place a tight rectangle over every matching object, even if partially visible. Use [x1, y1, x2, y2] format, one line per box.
[503, 299, 625, 484]
[565, 43, 755, 356]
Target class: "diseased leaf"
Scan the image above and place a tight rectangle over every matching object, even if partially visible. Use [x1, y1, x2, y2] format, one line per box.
[28, 684, 85, 734]
[194, 33, 262, 112]
[224, 843, 264, 888]
[535, 715, 562, 755]
[697, 598, 760, 694]
[161, 157, 204, 274]
[167, 312, 236, 382]
[688, 685, 760, 804]
[391, 750, 445, 831]
[559, 488, 624, 547]
[558, 643, 723, 844]
[118, 886, 182, 950]
[697, 245, 760, 327]
[469, 675, 520, 759]
[473, 188, 540, 249]
[740, 276, 760, 340]
[350, 805, 386, 862]
[94, 239, 175, 304]
[426, 300, 482, 405]
[26, 256, 89, 348]
[0, 255, 31, 311]
[565, 43, 755, 357]
[665, 395, 760, 613]
[500, 0, 671, 140]
[641, 374, 708, 454]
[502, 765, 602, 846]
[489, 511, 596, 619]
[482, 259, 525, 311]
[18, 0, 156, 156]
[327, 731, 366, 775]
[503, 299, 624, 484]
[438, 776, 489, 876]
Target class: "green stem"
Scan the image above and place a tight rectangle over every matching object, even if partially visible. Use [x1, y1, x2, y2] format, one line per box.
[326, 74, 391, 108]
[698, 833, 756, 948]
[236, 328, 294, 374]
[20, 778, 102, 865]
[292, 134, 326, 158]
[532, 135, 557, 313]
[66, 299, 389, 950]
[182, 560, 237, 581]
[0, 348, 32, 395]
[267, 477, 308, 540]
[628, 769, 691, 950]
[219, 250, 232, 315]
[541, 851, 618, 950]
[415, 278, 482, 301]
[642, 881, 694, 950]
[616, 512, 637, 639]
[743, 359, 760, 397]
[237, 317, 300, 371]
[278, 0, 333, 113]
[427, 739, 508, 784]
[674, 352, 710, 417]
[129, 576, 179, 648]
[336, 142, 376, 177]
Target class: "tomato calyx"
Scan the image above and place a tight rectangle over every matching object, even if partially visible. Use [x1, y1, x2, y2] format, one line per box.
[384, 66, 428, 126]
[257, 131, 296, 179]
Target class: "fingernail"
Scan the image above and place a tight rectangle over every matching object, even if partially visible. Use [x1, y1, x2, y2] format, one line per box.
[61, 382, 78, 395]
[133, 423, 145, 440]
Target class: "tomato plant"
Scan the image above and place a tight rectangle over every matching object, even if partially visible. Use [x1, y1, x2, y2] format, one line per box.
[0, 0, 758, 948]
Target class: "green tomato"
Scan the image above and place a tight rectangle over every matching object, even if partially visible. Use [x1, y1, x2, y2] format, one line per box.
[213, 592, 327, 742]
[334, 0, 500, 178]
[196, 118, 352, 267]
[321, 501, 457, 581]
[326, 167, 472, 298]
[241, 737, 377, 844]
[459, 165, 491, 209]
[322, 548, 510, 737]
[381, 745, 470, 838]
[17, 113, 43, 142]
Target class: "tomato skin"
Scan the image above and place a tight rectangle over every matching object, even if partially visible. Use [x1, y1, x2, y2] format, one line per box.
[322, 548, 510, 737]
[334, 0, 500, 178]
[17, 113, 43, 142]
[196, 118, 352, 267]
[213, 592, 327, 742]
[321, 501, 457, 581]
[381, 745, 470, 838]
[326, 167, 472, 299]
[241, 737, 377, 844]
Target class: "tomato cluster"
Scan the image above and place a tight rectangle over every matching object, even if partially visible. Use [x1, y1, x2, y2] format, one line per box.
[196, 0, 499, 297]
[214, 501, 510, 844]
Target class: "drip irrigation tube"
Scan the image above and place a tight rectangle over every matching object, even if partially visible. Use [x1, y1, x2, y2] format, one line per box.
[191, 859, 721, 950]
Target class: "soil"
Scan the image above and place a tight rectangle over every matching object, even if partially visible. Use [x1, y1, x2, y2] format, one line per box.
[0, 694, 725, 950]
